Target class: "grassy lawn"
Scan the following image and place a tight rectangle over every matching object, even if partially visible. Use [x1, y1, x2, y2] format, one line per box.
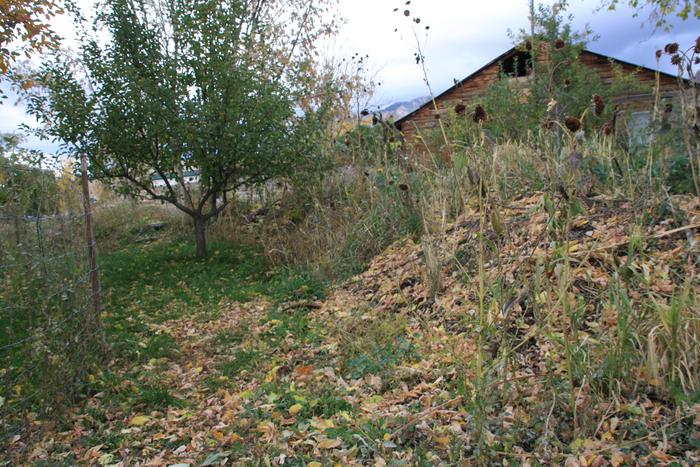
[56, 238, 330, 437]
[100, 239, 325, 360]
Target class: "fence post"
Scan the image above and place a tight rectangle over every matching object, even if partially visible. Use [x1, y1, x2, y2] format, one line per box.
[80, 153, 101, 317]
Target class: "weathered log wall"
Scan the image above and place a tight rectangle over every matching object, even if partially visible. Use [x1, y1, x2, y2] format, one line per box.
[396, 49, 681, 149]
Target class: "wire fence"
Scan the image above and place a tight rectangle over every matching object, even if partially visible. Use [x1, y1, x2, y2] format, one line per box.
[0, 157, 103, 446]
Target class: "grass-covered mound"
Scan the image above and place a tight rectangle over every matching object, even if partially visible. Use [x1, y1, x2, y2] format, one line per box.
[11, 192, 700, 465]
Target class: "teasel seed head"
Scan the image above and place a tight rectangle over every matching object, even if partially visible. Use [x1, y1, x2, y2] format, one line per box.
[473, 104, 487, 123]
[591, 94, 605, 117]
[565, 116, 581, 132]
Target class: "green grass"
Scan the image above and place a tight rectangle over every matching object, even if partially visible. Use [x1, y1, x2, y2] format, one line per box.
[219, 350, 263, 378]
[137, 385, 185, 409]
[101, 241, 268, 319]
[99, 239, 326, 360]
[142, 333, 179, 359]
[210, 328, 245, 350]
[81, 238, 328, 413]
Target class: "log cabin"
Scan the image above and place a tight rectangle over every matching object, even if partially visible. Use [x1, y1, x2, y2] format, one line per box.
[394, 44, 683, 149]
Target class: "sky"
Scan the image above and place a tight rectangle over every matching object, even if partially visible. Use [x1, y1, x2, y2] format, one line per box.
[2, 0, 699, 155]
[336, 0, 699, 106]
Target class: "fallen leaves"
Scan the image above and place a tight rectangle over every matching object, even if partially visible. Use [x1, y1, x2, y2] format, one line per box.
[129, 415, 151, 426]
[8, 193, 700, 465]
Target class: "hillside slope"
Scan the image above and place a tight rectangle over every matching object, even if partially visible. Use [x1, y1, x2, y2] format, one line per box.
[9, 193, 700, 465]
[308, 192, 700, 464]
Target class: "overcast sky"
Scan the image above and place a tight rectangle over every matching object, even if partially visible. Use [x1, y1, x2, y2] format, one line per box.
[2, 0, 699, 154]
[337, 0, 699, 106]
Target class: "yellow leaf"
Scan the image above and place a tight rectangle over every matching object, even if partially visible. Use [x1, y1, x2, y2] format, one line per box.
[256, 421, 274, 433]
[194, 367, 203, 374]
[317, 437, 342, 449]
[572, 217, 589, 228]
[610, 452, 625, 467]
[97, 453, 114, 465]
[308, 463, 322, 467]
[312, 419, 335, 430]
[130, 415, 150, 426]
[383, 433, 391, 441]
[434, 436, 450, 447]
[265, 366, 280, 383]
[288, 403, 303, 416]
[294, 365, 314, 376]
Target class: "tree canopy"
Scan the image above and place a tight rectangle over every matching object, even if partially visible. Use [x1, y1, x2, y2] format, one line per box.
[0, 134, 59, 215]
[25, 0, 338, 257]
[602, 0, 700, 29]
[0, 0, 64, 78]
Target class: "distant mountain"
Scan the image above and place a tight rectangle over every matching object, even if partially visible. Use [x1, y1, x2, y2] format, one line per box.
[381, 96, 430, 119]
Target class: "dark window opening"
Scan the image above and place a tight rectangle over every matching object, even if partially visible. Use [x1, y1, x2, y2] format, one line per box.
[500, 51, 532, 78]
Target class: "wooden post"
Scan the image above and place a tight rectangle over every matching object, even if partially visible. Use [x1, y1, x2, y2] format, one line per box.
[80, 153, 101, 317]
[529, 0, 535, 79]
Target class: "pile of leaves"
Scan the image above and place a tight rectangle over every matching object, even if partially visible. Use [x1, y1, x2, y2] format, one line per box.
[4, 193, 700, 465]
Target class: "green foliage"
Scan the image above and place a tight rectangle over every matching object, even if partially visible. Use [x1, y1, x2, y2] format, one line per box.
[1, 140, 102, 429]
[603, 0, 700, 29]
[337, 313, 419, 380]
[100, 237, 325, 362]
[142, 333, 179, 360]
[345, 335, 418, 379]
[478, 1, 643, 140]
[24, 0, 335, 257]
[0, 136, 59, 215]
[137, 385, 185, 409]
[219, 350, 262, 377]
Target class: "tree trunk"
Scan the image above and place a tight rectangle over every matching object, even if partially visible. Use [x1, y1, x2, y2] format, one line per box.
[193, 216, 207, 258]
[211, 191, 219, 222]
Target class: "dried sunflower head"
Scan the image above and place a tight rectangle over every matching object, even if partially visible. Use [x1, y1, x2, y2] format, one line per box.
[664, 42, 679, 54]
[565, 116, 581, 132]
[473, 104, 486, 123]
[555, 39, 566, 49]
[591, 94, 605, 117]
[603, 122, 613, 136]
[454, 103, 466, 115]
